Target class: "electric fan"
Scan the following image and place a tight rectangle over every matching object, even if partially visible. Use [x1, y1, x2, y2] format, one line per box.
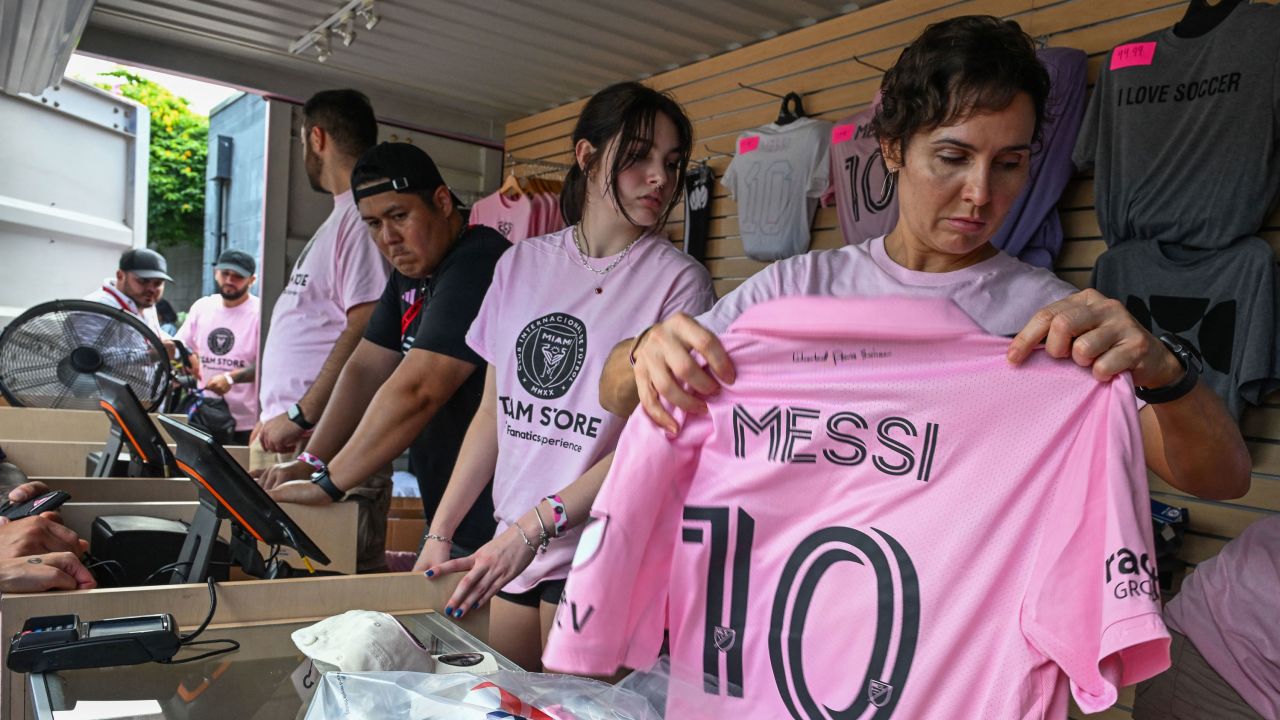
[0, 300, 171, 411]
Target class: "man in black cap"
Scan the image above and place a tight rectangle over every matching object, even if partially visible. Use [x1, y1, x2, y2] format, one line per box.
[174, 249, 262, 444]
[85, 247, 175, 341]
[259, 142, 507, 571]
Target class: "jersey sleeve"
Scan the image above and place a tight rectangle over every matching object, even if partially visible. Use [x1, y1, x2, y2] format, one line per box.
[1072, 50, 1108, 173]
[807, 123, 834, 198]
[413, 242, 505, 365]
[362, 275, 404, 351]
[542, 408, 707, 675]
[1021, 377, 1170, 713]
[333, 215, 390, 313]
[660, 261, 717, 322]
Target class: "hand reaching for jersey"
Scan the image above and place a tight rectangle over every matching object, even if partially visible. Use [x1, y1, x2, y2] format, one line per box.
[630, 312, 736, 435]
[1006, 288, 1182, 387]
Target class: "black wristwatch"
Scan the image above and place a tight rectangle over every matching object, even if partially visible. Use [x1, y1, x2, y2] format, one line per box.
[310, 468, 345, 501]
[287, 402, 315, 430]
[1135, 334, 1202, 404]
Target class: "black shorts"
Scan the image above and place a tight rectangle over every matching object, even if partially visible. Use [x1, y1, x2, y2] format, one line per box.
[496, 578, 567, 608]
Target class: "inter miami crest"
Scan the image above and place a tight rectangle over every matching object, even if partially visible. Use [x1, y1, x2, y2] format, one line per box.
[713, 626, 737, 652]
[868, 679, 894, 708]
[207, 328, 235, 356]
[515, 313, 587, 400]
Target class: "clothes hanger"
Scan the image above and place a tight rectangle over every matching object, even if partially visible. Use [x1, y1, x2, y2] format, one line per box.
[498, 171, 524, 198]
[776, 92, 807, 125]
[1173, 0, 1245, 38]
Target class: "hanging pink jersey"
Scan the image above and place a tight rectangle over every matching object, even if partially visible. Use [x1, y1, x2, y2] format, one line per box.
[470, 191, 536, 243]
[544, 296, 1169, 719]
[821, 105, 899, 244]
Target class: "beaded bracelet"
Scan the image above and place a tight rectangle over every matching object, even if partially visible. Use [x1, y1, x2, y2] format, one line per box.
[423, 533, 452, 545]
[544, 495, 569, 536]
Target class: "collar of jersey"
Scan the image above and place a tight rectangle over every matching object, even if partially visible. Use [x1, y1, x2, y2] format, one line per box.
[728, 296, 984, 340]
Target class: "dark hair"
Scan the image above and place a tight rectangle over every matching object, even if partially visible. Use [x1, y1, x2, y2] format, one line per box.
[872, 16, 1050, 163]
[303, 89, 378, 159]
[559, 82, 693, 229]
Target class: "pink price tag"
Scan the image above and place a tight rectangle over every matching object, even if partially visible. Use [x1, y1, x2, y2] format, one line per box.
[831, 124, 856, 144]
[1110, 42, 1156, 70]
[738, 135, 760, 154]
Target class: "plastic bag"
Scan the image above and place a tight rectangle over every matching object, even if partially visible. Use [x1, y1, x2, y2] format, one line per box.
[304, 670, 662, 720]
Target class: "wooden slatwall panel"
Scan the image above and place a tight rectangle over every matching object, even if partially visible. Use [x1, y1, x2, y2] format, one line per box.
[506, 2, 1280, 717]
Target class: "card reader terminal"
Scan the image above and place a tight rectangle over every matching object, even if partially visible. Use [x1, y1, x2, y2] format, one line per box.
[7, 613, 180, 673]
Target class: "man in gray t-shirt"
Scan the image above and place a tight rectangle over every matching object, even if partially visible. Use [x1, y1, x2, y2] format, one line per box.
[1092, 237, 1280, 420]
[1073, 2, 1280, 249]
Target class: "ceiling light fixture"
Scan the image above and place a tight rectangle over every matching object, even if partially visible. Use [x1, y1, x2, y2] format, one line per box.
[314, 31, 332, 62]
[288, 0, 378, 61]
[334, 13, 357, 46]
[358, 0, 380, 30]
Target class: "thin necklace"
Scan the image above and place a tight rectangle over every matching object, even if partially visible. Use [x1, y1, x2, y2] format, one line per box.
[573, 222, 642, 294]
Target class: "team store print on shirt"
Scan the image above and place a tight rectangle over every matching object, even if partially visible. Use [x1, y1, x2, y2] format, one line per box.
[544, 297, 1170, 720]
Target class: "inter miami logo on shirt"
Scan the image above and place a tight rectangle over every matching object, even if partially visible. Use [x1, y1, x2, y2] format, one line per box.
[515, 313, 587, 400]
[207, 328, 235, 356]
[497, 221, 514, 239]
[713, 626, 737, 652]
[868, 679, 894, 708]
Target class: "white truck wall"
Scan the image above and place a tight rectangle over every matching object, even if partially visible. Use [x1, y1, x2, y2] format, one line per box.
[0, 79, 147, 325]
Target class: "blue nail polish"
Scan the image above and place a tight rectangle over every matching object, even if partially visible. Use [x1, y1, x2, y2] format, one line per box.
[456, 610, 465, 618]
[444, 606, 453, 616]
[424, 569, 434, 577]
[471, 602, 479, 610]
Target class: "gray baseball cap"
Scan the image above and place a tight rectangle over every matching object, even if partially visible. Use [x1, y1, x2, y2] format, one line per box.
[119, 248, 173, 282]
[214, 249, 256, 277]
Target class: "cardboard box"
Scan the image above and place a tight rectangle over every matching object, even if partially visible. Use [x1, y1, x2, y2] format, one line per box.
[0, 407, 190, 443]
[386, 516, 427, 552]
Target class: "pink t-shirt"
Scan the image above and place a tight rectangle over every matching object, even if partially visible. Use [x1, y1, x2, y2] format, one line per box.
[699, 235, 1076, 337]
[544, 297, 1170, 718]
[175, 293, 261, 431]
[465, 227, 715, 592]
[1164, 515, 1280, 718]
[471, 192, 536, 243]
[259, 191, 389, 418]
[820, 107, 900, 244]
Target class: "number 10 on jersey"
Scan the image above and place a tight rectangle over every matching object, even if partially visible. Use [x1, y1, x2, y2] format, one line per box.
[682, 505, 920, 719]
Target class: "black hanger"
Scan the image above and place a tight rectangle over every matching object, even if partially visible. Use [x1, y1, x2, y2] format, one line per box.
[1173, 0, 1245, 38]
[776, 92, 806, 125]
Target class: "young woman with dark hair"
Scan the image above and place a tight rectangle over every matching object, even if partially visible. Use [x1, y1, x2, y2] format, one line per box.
[601, 15, 1249, 503]
[416, 81, 715, 669]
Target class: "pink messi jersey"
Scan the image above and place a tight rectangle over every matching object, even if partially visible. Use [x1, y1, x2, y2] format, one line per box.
[543, 296, 1170, 719]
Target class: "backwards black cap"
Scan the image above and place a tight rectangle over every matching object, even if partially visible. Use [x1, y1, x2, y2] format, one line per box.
[350, 142, 463, 208]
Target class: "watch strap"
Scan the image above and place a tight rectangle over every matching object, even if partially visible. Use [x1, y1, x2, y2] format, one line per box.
[288, 402, 315, 430]
[1135, 334, 1201, 404]
[310, 469, 345, 501]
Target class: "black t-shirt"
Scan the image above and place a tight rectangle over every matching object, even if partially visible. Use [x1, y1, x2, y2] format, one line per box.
[364, 224, 509, 550]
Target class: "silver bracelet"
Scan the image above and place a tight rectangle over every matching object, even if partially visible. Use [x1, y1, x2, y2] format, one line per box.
[514, 523, 539, 556]
[423, 533, 452, 545]
[532, 505, 552, 551]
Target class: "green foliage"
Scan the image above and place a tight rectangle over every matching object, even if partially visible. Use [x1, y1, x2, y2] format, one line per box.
[97, 70, 208, 248]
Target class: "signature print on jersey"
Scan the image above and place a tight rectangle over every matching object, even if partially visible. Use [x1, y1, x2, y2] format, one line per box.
[515, 313, 587, 400]
[207, 328, 235, 356]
